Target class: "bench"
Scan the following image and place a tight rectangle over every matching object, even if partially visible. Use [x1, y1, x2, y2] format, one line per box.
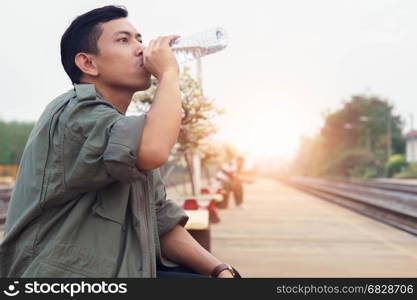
[176, 194, 223, 252]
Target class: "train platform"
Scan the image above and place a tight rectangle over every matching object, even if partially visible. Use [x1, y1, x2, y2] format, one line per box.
[1, 177, 417, 277]
[210, 177, 417, 277]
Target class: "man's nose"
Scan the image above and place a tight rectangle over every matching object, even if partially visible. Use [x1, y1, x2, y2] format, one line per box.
[134, 42, 145, 56]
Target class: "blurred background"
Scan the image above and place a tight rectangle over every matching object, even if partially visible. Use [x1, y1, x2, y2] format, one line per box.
[2, 0, 417, 174]
[1, 0, 417, 277]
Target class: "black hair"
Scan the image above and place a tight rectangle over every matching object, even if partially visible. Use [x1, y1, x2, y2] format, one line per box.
[60, 5, 128, 84]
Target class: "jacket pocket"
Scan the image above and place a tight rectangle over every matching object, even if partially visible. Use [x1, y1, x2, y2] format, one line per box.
[34, 260, 88, 278]
[92, 184, 130, 226]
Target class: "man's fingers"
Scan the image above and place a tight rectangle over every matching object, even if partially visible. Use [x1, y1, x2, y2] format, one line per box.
[147, 39, 155, 52]
[142, 35, 181, 79]
[167, 35, 181, 45]
[153, 36, 165, 49]
[154, 35, 180, 49]
[143, 39, 155, 62]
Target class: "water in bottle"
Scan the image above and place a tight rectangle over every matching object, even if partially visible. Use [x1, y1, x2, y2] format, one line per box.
[170, 27, 228, 64]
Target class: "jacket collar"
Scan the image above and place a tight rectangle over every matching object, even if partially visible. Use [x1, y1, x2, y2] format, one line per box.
[73, 83, 99, 101]
[73, 83, 127, 115]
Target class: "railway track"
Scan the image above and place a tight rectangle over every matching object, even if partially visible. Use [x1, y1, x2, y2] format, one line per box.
[281, 177, 417, 236]
[0, 208, 7, 226]
[332, 178, 417, 195]
[0, 186, 12, 226]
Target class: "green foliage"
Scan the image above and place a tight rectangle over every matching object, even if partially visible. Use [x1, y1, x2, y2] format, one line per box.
[385, 154, 407, 178]
[325, 149, 376, 178]
[292, 94, 404, 178]
[393, 163, 417, 179]
[362, 168, 378, 179]
[0, 120, 34, 165]
[320, 95, 403, 160]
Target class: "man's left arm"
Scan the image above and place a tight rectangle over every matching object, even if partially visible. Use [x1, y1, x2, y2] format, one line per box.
[159, 225, 233, 278]
[153, 169, 233, 278]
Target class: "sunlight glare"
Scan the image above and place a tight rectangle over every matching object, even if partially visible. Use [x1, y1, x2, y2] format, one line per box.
[216, 105, 303, 160]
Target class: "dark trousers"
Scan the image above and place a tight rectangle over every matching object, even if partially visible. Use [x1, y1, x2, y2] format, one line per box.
[157, 263, 242, 278]
[157, 264, 210, 278]
[217, 180, 243, 208]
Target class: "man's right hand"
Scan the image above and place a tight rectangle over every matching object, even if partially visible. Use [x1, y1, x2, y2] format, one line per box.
[143, 35, 180, 80]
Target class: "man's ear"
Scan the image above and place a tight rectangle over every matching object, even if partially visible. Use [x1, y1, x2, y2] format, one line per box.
[74, 53, 99, 77]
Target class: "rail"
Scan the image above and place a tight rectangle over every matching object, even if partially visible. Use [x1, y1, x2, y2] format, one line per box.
[0, 186, 12, 226]
[280, 177, 417, 236]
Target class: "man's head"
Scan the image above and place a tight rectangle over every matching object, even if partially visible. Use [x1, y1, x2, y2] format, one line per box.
[61, 5, 151, 91]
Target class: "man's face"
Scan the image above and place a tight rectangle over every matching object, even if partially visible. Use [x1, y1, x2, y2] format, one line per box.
[92, 18, 151, 92]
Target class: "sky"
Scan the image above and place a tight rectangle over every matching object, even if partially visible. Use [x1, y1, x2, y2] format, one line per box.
[1, 0, 417, 161]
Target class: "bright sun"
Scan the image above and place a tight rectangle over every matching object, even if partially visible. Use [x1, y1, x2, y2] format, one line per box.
[215, 105, 304, 160]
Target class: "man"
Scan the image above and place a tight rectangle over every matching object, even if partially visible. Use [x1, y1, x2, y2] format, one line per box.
[216, 156, 248, 209]
[0, 5, 237, 278]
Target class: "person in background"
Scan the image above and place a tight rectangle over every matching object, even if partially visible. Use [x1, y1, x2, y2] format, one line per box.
[216, 156, 247, 210]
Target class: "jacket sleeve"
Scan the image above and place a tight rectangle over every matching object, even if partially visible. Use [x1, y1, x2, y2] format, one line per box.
[102, 114, 146, 182]
[153, 169, 189, 237]
[63, 102, 146, 194]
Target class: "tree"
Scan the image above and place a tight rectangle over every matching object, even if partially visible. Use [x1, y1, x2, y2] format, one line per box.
[0, 120, 34, 165]
[132, 67, 224, 194]
[320, 95, 403, 161]
[292, 94, 404, 178]
[385, 154, 407, 178]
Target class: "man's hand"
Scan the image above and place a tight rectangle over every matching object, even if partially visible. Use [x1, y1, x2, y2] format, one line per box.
[143, 35, 180, 80]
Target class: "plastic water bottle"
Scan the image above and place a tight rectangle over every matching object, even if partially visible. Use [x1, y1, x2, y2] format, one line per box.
[170, 27, 229, 64]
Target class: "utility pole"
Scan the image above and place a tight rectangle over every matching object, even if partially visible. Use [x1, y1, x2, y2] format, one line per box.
[387, 108, 392, 159]
[196, 57, 203, 92]
[191, 57, 203, 196]
[359, 116, 371, 152]
[365, 128, 371, 152]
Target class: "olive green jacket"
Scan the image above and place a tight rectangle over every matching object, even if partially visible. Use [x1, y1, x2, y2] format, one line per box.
[0, 84, 188, 277]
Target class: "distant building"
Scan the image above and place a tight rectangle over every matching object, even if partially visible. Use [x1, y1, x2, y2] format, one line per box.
[405, 130, 417, 163]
